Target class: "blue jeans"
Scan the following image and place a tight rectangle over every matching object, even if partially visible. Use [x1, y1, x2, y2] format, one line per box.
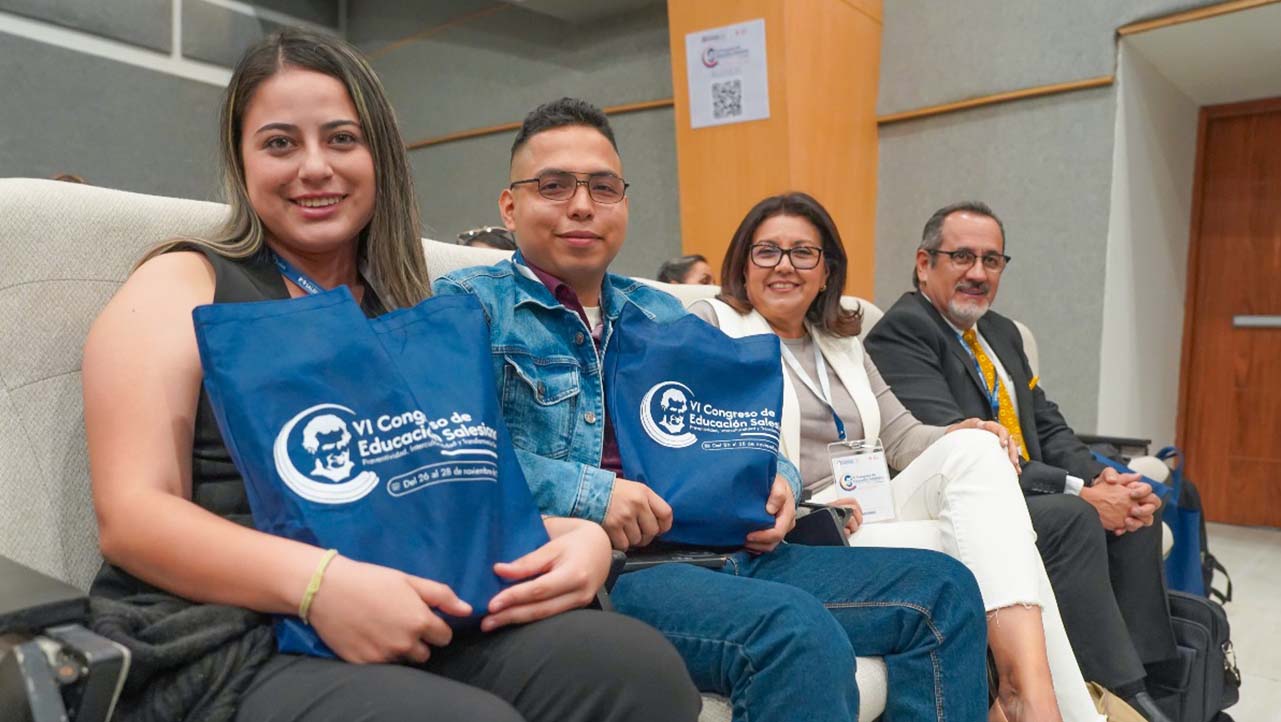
[611, 544, 987, 722]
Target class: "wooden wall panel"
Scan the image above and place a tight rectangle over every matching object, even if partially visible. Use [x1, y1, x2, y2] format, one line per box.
[667, 0, 882, 296]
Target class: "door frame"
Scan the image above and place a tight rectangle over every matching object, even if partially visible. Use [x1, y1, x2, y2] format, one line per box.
[1176, 95, 1281, 449]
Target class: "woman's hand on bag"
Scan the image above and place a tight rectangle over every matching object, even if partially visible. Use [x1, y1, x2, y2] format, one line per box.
[745, 475, 797, 554]
[827, 497, 864, 535]
[602, 478, 673, 551]
[482, 517, 612, 632]
[946, 417, 1021, 471]
[307, 554, 471, 665]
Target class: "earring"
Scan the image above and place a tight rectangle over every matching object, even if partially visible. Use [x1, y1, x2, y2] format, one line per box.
[820, 284, 827, 291]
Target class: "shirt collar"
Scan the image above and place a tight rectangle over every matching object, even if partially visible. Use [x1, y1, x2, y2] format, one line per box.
[513, 250, 599, 330]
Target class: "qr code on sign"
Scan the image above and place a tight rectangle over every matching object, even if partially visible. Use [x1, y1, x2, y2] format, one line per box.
[712, 78, 742, 119]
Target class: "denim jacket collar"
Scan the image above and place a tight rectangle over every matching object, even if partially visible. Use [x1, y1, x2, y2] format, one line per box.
[507, 252, 659, 327]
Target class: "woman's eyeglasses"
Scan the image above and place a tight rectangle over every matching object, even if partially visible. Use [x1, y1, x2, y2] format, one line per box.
[749, 243, 824, 270]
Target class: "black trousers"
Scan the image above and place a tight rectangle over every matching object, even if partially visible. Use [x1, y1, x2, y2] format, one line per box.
[1027, 494, 1178, 691]
[234, 609, 702, 722]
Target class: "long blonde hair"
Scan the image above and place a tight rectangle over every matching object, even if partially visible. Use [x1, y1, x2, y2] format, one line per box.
[143, 29, 430, 309]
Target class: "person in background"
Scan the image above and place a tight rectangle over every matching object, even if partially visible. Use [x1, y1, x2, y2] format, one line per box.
[864, 201, 1177, 722]
[657, 253, 714, 284]
[459, 225, 517, 251]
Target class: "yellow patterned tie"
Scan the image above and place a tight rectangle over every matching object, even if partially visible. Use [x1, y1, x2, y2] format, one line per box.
[961, 329, 1029, 461]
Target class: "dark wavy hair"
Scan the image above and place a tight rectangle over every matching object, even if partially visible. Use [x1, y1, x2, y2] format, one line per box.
[717, 192, 862, 338]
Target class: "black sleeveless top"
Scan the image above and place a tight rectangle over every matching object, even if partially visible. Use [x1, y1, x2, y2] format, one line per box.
[91, 246, 385, 598]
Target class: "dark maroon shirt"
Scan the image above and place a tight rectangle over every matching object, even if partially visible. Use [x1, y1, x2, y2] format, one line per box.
[520, 257, 624, 476]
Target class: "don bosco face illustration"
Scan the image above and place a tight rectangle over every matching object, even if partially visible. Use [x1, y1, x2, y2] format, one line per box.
[658, 388, 689, 434]
[302, 414, 355, 482]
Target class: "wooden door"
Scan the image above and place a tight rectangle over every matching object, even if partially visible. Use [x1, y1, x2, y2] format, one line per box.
[1179, 97, 1281, 527]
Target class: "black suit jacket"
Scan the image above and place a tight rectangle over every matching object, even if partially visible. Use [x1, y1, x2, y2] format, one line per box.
[864, 291, 1104, 496]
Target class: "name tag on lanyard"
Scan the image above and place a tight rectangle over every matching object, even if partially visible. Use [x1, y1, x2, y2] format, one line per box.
[825, 439, 894, 523]
[780, 342, 894, 522]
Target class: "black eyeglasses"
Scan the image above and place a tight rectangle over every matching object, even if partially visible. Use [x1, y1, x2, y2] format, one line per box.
[928, 248, 1011, 273]
[749, 243, 824, 270]
[509, 171, 629, 204]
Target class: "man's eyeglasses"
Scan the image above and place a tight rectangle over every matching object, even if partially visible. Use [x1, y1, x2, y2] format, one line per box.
[749, 243, 824, 270]
[928, 248, 1011, 273]
[509, 171, 629, 204]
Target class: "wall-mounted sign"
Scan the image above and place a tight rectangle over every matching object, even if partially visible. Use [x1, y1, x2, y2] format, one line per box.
[685, 18, 770, 129]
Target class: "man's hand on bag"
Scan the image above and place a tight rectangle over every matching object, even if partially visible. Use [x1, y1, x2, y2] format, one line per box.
[1081, 480, 1140, 536]
[828, 497, 864, 535]
[308, 555, 471, 664]
[483, 517, 612, 631]
[602, 478, 673, 551]
[745, 475, 796, 554]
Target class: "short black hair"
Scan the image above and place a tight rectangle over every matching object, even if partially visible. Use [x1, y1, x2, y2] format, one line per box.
[510, 97, 619, 161]
[913, 201, 1006, 289]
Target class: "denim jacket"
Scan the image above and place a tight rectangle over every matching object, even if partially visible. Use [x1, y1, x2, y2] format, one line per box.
[434, 258, 802, 523]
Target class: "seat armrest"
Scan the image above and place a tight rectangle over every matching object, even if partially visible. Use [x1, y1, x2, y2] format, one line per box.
[1077, 434, 1152, 459]
[593, 550, 628, 612]
[0, 556, 88, 635]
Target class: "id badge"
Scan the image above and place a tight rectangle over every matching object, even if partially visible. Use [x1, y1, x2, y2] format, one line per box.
[824, 439, 895, 523]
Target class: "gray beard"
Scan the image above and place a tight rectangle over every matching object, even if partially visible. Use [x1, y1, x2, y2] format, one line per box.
[947, 298, 989, 328]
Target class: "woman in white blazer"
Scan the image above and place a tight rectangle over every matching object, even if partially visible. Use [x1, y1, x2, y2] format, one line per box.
[690, 193, 1102, 722]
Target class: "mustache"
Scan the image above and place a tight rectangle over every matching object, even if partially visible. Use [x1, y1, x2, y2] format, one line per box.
[954, 281, 990, 295]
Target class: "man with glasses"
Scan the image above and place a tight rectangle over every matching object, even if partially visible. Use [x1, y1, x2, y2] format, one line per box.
[435, 98, 990, 722]
[865, 201, 1177, 722]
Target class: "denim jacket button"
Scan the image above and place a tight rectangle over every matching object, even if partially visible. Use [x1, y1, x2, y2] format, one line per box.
[583, 411, 597, 424]
[574, 332, 586, 345]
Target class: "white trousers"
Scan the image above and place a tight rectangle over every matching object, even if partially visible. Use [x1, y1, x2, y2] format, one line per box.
[826, 430, 1103, 722]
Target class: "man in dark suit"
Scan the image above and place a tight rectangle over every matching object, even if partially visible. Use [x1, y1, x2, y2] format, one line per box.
[865, 201, 1178, 721]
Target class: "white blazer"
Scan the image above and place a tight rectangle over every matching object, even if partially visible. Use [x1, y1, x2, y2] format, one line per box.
[702, 299, 881, 466]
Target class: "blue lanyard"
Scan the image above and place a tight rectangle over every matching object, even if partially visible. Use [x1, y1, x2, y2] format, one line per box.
[270, 250, 325, 296]
[780, 342, 847, 441]
[956, 332, 1000, 417]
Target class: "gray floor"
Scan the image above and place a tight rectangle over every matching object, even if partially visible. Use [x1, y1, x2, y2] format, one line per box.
[1203, 522, 1281, 722]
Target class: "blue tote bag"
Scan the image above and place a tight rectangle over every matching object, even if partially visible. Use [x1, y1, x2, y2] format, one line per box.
[604, 303, 781, 547]
[1091, 446, 1205, 596]
[194, 287, 549, 657]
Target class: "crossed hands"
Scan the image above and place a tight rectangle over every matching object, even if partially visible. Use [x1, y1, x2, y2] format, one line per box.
[1082, 467, 1162, 535]
[310, 516, 612, 664]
